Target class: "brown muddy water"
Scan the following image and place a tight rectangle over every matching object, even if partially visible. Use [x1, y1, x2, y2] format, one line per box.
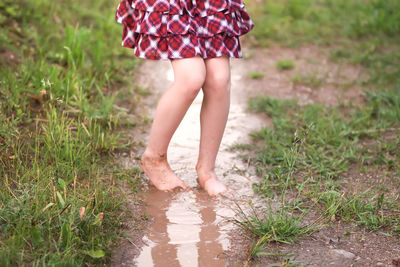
[119, 58, 264, 266]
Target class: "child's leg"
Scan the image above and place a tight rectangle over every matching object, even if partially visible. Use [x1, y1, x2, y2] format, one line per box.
[141, 56, 206, 191]
[196, 56, 231, 196]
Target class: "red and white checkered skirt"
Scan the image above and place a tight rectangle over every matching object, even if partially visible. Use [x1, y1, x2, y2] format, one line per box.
[115, 0, 254, 60]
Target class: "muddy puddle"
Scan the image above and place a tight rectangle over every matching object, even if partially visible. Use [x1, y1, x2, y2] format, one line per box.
[118, 58, 265, 266]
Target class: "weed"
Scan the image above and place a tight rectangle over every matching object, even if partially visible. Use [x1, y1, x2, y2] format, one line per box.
[316, 191, 397, 230]
[276, 60, 295, 70]
[248, 72, 265, 79]
[248, 234, 271, 259]
[238, 201, 314, 265]
[292, 71, 324, 89]
[235, 204, 313, 244]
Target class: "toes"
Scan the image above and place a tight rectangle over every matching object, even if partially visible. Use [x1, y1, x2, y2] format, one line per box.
[179, 181, 191, 191]
[204, 182, 227, 197]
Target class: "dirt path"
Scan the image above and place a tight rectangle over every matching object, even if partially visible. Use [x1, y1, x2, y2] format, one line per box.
[112, 55, 265, 266]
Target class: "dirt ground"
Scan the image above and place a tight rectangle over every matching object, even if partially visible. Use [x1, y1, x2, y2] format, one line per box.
[231, 44, 400, 267]
[112, 43, 400, 267]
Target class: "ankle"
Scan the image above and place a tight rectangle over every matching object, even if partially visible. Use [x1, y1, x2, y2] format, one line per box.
[196, 165, 217, 182]
[196, 164, 213, 174]
[142, 149, 168, 163]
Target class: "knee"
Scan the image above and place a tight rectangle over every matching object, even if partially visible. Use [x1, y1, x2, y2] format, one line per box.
[174, 72, 205, 99]
[203, 72, 231, 97]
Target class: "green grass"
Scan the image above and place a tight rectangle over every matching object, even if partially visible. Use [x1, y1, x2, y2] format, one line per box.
[249, 0, 400, 45]
[276, 60, 295, 70]
[291, 71, 324, 89]
[0, 0, 141, 265]
[247, 91, 399, 228]
[237, 1, 400, 243]
[236, 205, 312, 244]
[235, 203, 313, 264]
[316, 191, 396, 230]
[248, 71, 265, 79]
[236, 91, 399, 262]
[248, 0, 400, 89]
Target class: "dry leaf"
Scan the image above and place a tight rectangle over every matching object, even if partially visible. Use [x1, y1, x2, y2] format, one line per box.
[28, 90, 47, 102]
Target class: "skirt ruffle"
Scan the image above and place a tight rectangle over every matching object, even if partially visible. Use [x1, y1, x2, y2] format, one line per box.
[115, 0, 254, 60]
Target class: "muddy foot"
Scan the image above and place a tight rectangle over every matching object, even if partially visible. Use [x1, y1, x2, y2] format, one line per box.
[197, 170, 227, 197]
[140, 153, 190, 191]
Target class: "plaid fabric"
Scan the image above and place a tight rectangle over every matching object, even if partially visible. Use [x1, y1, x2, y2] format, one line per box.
[115, 0, 254, 60]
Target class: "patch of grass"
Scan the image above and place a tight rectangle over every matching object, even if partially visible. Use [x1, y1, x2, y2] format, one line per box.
[396, 219, 400, 237]
[249, 97, 355, 180]
[291, 71, 325, 89]
[276, 60, 295, 70]
[136, 85, 152, 96]
[316, 191, 397, 230]
[236, 202, 314, 265]
[114, 167, 143, 193]
[235, 204, 313, 245]
[247, 91, 399, 231]
[248, 71, 265, 79]
[0, 0, 141, 265]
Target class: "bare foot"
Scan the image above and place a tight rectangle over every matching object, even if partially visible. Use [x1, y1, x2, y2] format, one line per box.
[197, 170, 227, 197]
[140, 153, 190, 191]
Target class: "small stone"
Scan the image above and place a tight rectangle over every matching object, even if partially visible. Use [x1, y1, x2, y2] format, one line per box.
[321, 234, 339, 245]
[377, 262, 384, 266]
[331, 249, 356, 259]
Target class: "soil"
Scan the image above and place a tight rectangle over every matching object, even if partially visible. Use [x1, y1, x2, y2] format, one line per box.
[111, 192, 149, 266]
[111, 43, 400, 267]
[239, 44, 366, 106]
[0, 48, 19, 67]
[253, 222, 400, 267]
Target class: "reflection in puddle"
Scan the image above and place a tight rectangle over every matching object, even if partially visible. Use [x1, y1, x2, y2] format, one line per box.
[135, 189, 227, 266]
[131, 60, 263, 266]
